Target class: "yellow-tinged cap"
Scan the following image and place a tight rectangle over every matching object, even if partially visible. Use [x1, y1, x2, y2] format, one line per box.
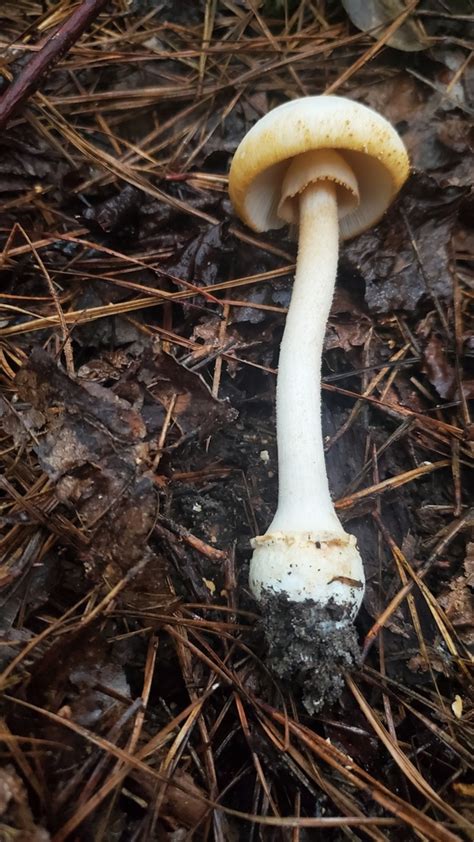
[228, 95, 410, 240]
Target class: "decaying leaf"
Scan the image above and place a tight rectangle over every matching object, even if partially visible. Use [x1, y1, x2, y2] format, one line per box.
[438, 543, 474, 650]
[0, 134, 67, 194]
[407, 647, 453, 677]
[421, 333, 456, 400]
[137, 342, 238, 436]
[0, 764, 50, 841]
[12, 343, 236, 603]
[325, 318, 371, 352]
[341, 0, 427, 51]
[419, 326, 473, 402]
[343, 173, 466, 314]
[83, 184, 142, 233]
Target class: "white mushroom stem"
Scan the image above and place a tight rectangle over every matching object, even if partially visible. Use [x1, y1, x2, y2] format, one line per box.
[272, 181, 341, 535]
[250, 155, 365, 618]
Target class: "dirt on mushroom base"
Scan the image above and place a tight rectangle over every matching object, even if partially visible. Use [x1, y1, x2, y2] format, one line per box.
[259, 589, 361, 713]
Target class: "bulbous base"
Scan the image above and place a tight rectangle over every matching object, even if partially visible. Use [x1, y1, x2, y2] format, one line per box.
[250, 530, 364, 711]
[250, 530, 365, 617]
[259, 589, 361, 713]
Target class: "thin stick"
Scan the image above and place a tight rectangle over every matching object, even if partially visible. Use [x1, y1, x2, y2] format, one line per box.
[0, 0, 110, 130]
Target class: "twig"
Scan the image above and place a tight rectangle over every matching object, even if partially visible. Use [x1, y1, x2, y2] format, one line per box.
[0, 0, 110, 130]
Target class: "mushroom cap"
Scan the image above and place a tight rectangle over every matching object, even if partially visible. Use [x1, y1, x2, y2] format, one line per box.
[228, 95, 410, 239]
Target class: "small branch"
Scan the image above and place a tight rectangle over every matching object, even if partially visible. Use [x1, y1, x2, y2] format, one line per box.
[0, 0, 110, 131]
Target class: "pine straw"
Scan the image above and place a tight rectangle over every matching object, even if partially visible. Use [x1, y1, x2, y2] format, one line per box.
[0, 2, 473, 840]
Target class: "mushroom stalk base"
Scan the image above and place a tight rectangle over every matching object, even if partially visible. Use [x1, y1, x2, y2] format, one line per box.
[259, 589, 360, 714]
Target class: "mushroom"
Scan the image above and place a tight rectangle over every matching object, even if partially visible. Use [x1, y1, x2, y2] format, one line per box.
[228, 96, 409, 710]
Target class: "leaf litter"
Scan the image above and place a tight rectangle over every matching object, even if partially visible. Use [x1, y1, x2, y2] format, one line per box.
[0, 1, 473, 840]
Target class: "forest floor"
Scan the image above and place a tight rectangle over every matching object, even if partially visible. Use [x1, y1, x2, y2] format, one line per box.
[0, 1, 472, 840]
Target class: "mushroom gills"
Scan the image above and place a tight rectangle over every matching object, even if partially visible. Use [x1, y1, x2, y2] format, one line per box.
[278, 148, 360, 224]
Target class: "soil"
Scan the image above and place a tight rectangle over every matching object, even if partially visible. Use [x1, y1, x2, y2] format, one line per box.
[260, 591, 361, 714]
